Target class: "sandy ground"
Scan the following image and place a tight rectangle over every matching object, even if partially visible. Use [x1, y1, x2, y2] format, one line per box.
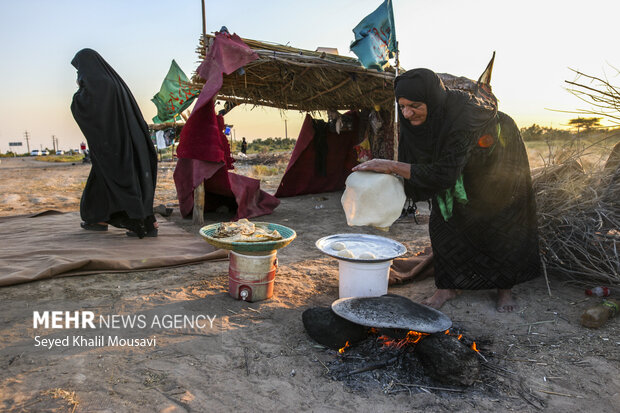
[0, 156, 618, 412]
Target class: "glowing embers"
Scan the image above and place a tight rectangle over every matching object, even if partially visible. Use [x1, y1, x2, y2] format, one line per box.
[337, 328, 478, 354]
[329, 327, 484, 389]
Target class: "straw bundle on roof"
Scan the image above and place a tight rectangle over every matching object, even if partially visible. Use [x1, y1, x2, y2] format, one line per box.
[191, 34, 398, 113]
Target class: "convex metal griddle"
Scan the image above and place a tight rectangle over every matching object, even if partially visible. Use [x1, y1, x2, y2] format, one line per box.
[331, 294, 452, 333]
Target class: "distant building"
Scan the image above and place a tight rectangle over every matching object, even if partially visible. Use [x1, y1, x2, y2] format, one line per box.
[315, 47, 339, 55]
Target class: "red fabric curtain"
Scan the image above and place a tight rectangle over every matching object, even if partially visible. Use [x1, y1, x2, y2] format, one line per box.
[174, 98, 278, 219]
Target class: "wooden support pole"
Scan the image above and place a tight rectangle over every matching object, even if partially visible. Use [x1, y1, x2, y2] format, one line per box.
[193, 182, 205, 226]
[201, 0, 207, 42]
[393, 43, 400, 161]
[193, 2, 207, 228]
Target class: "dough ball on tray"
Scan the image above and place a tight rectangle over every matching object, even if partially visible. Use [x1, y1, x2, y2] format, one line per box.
[358, 251, 376, 260]
[330, 241, 347, 251]
[337, 249, 355, 259]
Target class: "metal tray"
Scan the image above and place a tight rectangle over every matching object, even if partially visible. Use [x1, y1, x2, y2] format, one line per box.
[200, 222, 296, 253]
[315, 233, 406, 263]
[332, 294, 452, 333]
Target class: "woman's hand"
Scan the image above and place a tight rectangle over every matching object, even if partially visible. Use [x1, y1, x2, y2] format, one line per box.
[352, 159, 412, 179]
[352, 159, 395, 174]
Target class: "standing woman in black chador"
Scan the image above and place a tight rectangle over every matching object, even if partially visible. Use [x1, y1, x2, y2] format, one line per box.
[71, 48, 158, 238]
[354, 68, 540, 312]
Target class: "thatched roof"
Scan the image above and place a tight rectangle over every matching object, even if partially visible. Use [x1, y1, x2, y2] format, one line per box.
[191, 34, 398, 113]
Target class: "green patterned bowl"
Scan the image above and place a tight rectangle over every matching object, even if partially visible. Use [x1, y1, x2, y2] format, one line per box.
[199, 222, 296, 253]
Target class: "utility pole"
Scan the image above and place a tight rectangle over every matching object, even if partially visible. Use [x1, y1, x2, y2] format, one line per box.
[24, 131, 30, 153]
[284, 119, 288, 139]
[52, 135, 57, 152]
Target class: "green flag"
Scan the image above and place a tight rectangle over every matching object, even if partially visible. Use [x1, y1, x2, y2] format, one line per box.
[151, 60, 200, 123]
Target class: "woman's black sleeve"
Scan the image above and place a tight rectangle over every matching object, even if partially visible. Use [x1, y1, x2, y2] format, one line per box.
[404, 127, 475, 201]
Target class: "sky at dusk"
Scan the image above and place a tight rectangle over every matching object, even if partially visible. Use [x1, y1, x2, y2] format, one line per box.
[1, 0, 618, 153]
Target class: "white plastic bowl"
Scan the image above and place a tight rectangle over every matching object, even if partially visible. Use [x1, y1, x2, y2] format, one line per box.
[338, 259, 391, 298]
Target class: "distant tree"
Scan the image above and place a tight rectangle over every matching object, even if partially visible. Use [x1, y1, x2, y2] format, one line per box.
[567, 117, 602, 131]
[520, 124, 544, 141]
[247, 137, 296, 153]
[520, 124, 574, 141]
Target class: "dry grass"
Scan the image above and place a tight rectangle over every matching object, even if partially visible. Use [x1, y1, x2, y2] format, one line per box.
[43, 388, 79, 412]
[37, 155, 84, 163]
[525, 134, 620, 170]
[250, 164, 282, 177]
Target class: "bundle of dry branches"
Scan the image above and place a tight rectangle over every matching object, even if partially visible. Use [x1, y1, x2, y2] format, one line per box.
[533, 143, 620, 287]
[532, 66, 620, 286]
[565, 67, 620, 125]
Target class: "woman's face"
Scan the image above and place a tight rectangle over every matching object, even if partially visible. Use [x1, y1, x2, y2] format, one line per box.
[398, 97, 428, 126]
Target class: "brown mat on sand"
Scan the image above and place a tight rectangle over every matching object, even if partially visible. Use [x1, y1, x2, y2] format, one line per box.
[389, 246, 434, 285]
[0, 211, 228, 287]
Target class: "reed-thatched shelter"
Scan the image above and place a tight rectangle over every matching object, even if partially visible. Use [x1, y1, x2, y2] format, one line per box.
[190, 34, 398, 113]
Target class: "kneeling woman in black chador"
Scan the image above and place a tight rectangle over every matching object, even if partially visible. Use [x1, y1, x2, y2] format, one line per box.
[71, 48, 158, 238]
[354, 68, 540, 312]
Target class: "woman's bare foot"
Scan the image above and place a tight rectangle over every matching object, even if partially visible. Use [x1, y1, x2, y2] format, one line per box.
[496, 289, 517, 312]
[421, 289, 457, 309]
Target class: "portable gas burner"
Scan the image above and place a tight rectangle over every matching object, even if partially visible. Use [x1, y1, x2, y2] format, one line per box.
[200, 222, 296, 302]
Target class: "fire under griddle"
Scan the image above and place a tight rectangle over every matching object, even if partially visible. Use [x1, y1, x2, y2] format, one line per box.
[303, 300, 548, 408]
[303, 296, 494, 395]
[324, 326, 486, 392]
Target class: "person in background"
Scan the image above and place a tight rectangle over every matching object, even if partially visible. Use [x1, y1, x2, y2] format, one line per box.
[71, 48, 158, 238]
[354, 68, 540, 312]
[241, 137, 248, 154]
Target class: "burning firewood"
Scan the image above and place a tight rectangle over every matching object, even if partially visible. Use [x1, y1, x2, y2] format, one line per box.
[302, 307, 367, 350]
[414, 333, 481, 386]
